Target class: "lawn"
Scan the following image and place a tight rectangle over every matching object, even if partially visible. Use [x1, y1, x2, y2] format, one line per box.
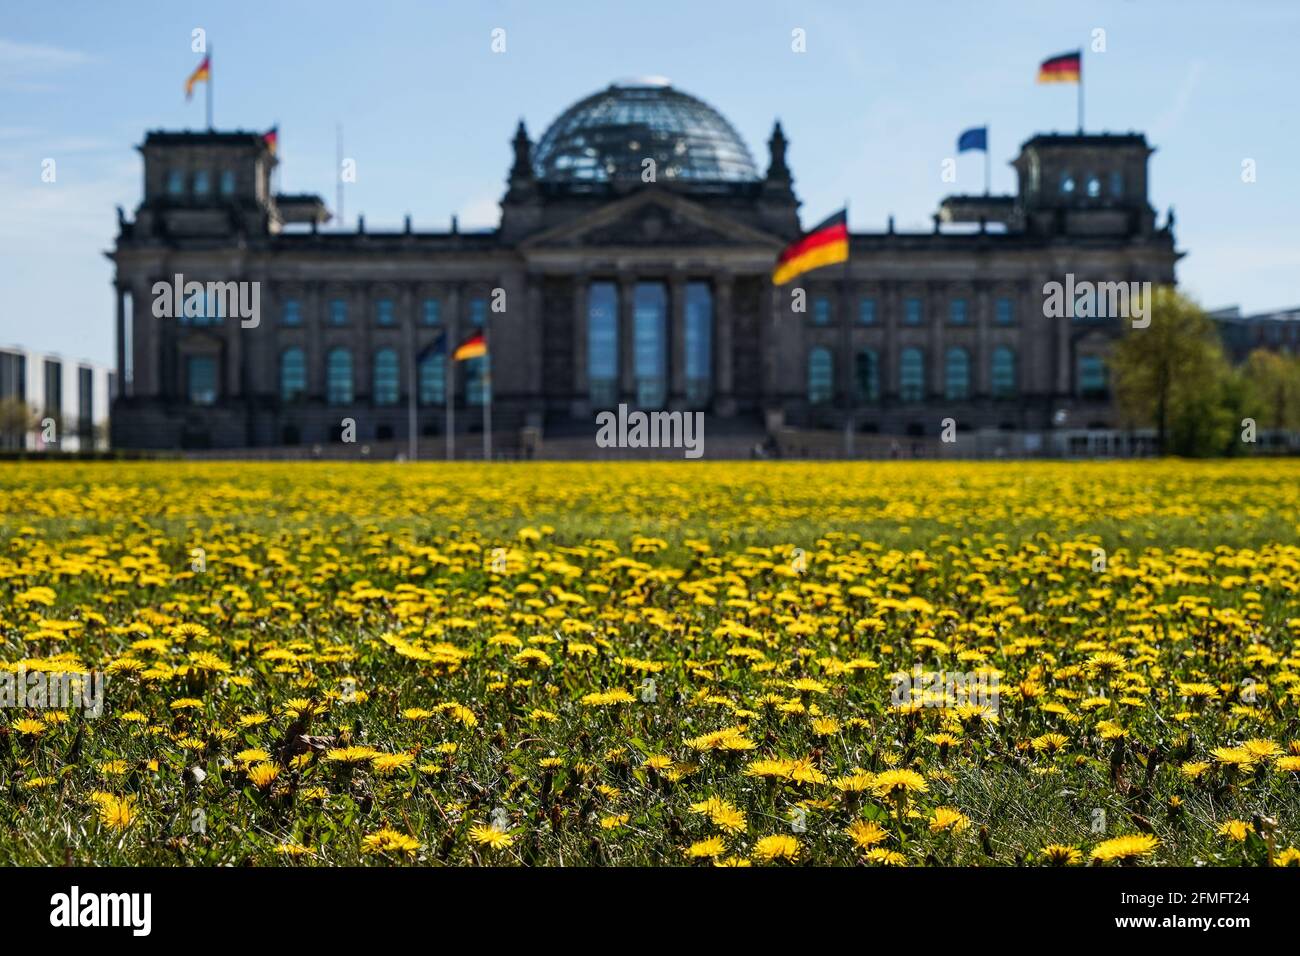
[0, 459, 1297, 866]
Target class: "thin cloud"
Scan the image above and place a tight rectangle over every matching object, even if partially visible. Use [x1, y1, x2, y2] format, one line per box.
[0, 36, 95, 90]
[1150, 60, 1206, 139]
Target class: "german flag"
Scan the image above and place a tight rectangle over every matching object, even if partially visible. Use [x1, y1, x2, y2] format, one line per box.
[185, 55, 211, 100]
[1037, 51, 1081, 84]
[453, 331, 487, 361]
[772, 210, 849, 286]
[262, 126, 278, 156]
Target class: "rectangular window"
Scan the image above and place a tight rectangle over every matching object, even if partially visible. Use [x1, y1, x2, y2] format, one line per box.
[43, 360, 62, 418]
[684, 281, 712, 408]
[219, 170, 236, 197]
[995, 297, 1014, 326]
[192, 170, 210, 198]
[282, 299, 302, 326]
[0, 351, 26, 403]
[77, 366, 93, 443]
[465, 355, 490, 406]
[949, 298, 968, 325]
[904, 297, 923, 326]
[812, 296, 832, 326]
[588, 281, 618, 407]
[469, 298, 487, 328]
[855, 350, 879, 402]
[166, 170, 185, 197]
[858, 297, 877, 325]
[376, 299, 395, 326]
[422, 299, 441, 326]
[1078, 355, 1108, 398]
[633, 282, 667, 409]
[186, 356, 217, 406]
[329, 299, 348, 326]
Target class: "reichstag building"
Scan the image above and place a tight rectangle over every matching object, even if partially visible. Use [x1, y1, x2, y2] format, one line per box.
[109, 79, 1179, 450]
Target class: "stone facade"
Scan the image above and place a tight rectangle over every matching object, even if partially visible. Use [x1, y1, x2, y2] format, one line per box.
[109, 83, 1180, 451]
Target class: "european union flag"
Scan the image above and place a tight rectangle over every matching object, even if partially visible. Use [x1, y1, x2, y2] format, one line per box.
[418, 331, 446, 362]
[957, 126, 988, 153]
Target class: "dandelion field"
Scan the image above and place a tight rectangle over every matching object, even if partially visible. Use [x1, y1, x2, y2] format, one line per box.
[1, 460, 1299, 867]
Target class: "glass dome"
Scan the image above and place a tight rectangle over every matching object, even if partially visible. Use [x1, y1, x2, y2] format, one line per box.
[533, 80, 759, 184]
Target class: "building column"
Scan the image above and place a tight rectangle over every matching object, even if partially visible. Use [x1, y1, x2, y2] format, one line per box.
[114, 284, 127, 397]
[668, 272, 687, 408]
[571, 274, 589, 418]
[618, 273, 636, 402]
[306, 283, 323, 399]
[132, 278, 159, 397]
[225, 310, 242, 399]
[840, 276, 854, 415]
[762, 279, 782, 430]
[1056, 311, 1072, 397]
[355, 282, 372, 401]
[713, 272, 735, 416]
[976, 283, 991, 397]
[883, 281, 898, 400]
[929, 283, 945, 401]
[400, 284, 415, 404]
[446, 283, 462, 408]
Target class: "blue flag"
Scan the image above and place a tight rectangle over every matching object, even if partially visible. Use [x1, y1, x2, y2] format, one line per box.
[957, 126, 988, 153]
[418, 331, 446, 362]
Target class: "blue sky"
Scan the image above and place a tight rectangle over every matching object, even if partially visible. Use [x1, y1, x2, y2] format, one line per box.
[2, 0, 1297, 365]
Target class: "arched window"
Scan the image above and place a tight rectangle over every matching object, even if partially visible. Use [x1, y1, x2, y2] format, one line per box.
[808, 347, 833, 405]
[326, 348, 353, 404]
[945, 347, 970, 400]
[588, 281, 618, 407]
[280, 347, 306, 402]
[1078, 354, 1107, 398]
[373, 349, 399, 405]
[685, 281, 712, 407]
[991, 347, 1016, 398]
[418, 350, 444, 405]
[900, 347, 925, 402]
[855, 349, 879, 403]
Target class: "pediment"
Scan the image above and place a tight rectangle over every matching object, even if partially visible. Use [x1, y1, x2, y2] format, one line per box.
[519, 190, 782, 251]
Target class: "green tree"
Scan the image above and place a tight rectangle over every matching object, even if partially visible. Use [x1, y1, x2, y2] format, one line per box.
[0, 396, 34, 450]
[1109, 286, 1234, 456]
[1242, 348, 1300, 430]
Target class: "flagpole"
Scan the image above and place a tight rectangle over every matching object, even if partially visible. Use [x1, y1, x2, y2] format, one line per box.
[841, 198, 854, 459]
[206, 46, 213, 130]
[984, 124, 991, 195]
[446, 350, 455, 461]
[482, 319, 492, 461]
[406, 310, 417, 462]
[1077, 49, 1084, 134]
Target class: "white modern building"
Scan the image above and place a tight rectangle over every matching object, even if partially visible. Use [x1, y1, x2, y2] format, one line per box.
[0, 347, 114, 452]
